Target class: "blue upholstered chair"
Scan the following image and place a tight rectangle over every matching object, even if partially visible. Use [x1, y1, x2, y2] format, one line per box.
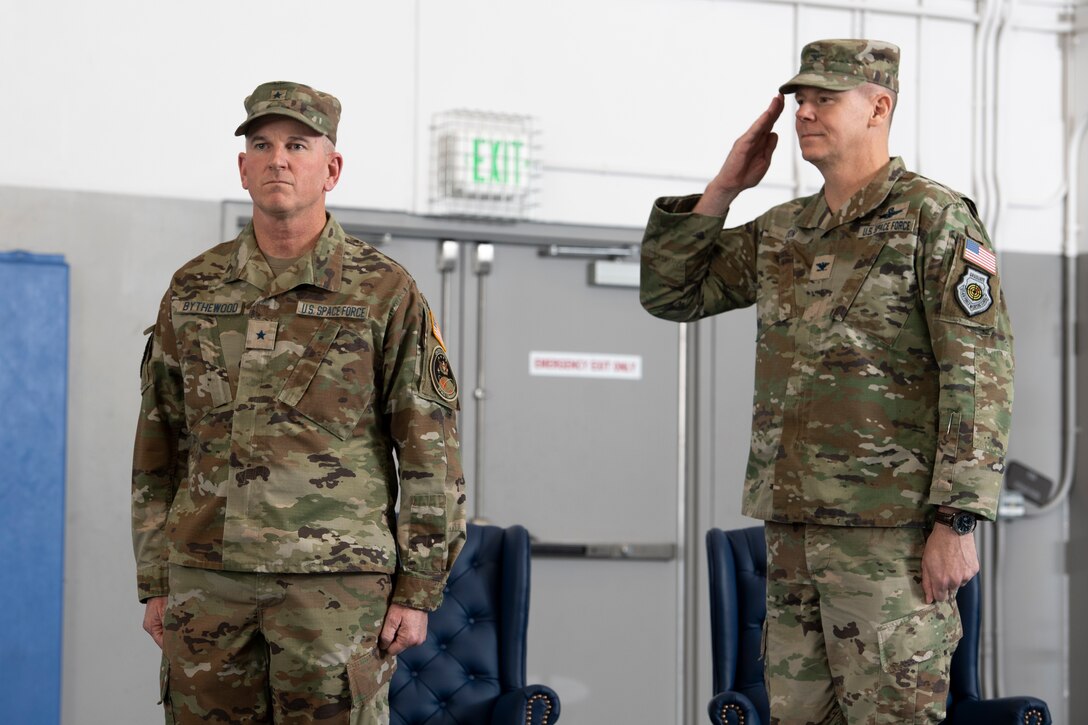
[706, 526, 1051, 725]
[390, 523, 560, 725]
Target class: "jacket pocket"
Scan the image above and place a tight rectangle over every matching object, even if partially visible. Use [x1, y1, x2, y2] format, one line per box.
[755, 231, 796, 339]
[175, 318, 233, 428]
[347, 646, 398, 708]
[278, 320, 375, 440]
[841, 242, 917, 348]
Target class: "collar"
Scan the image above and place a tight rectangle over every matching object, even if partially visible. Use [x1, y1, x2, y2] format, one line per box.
[795, 157, 907, 234]
[226, 214, 345, 294]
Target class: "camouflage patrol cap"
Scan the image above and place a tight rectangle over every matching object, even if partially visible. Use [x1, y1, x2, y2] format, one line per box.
[779, 39, 900, 94]
[234, 81, 342, 145]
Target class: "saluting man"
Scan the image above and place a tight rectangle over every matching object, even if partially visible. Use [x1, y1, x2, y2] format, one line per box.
[132, 81, 466, 724]
[640, 41, 1013, 724]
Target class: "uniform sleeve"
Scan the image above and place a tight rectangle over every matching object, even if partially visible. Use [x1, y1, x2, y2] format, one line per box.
[920, 201, 1014, 520]
[131, 289, 188, 602]
[639, 194, 760, 322]
[382, 284, 467, 611]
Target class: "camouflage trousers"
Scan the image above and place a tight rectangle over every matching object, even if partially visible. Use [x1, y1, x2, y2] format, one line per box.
[160, 565, 397, 725]
[763, 523, 963, 725]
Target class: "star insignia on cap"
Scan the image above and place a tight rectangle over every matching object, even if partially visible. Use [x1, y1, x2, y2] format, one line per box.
[272, 91, 283, 99]
[256, 330, 266, 340]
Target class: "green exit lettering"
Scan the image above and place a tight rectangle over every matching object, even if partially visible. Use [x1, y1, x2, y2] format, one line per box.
[472, 138, 525, 187]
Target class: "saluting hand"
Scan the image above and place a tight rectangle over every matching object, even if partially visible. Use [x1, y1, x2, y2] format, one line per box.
[694, 94, 785, 217]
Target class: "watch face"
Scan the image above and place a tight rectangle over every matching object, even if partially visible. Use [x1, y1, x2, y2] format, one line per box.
[952, 512, 976, 535]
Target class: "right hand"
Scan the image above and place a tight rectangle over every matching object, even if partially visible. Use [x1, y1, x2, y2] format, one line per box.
[143, 596, 168, 649]
[694, 94, 785, 216]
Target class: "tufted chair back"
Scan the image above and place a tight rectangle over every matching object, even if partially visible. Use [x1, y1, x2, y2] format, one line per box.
[705, 526, 1051, 725]
[390, 523, 560, 725]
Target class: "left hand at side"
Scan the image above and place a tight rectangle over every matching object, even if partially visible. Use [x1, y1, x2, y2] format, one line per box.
[379, 603, 429, 655]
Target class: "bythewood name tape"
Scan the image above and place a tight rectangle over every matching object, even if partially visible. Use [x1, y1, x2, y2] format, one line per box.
[528, 351, 642, 380]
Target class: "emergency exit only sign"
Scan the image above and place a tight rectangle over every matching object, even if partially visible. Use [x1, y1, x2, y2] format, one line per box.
[529, 351, 643, 380]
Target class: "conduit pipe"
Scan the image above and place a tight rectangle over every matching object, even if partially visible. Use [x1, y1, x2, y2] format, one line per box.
[971, 0, 1001, 699]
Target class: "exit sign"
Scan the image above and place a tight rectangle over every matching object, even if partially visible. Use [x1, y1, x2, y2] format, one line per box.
[467, 137, 527, 192]
[431, 110, 538, 219]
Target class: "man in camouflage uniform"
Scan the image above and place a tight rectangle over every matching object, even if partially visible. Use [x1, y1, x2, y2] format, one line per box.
[640, 41, 1013, 724]
[132, 81, 467, 724]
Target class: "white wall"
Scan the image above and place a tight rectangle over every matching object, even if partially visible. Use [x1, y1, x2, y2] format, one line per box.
[0, 1, 1083, 723]
[2, 1, 1073, 247]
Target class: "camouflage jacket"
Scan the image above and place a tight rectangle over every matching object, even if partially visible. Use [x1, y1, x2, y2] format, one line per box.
[132, 215, 466, 609]
[641, 158, 1013, 526]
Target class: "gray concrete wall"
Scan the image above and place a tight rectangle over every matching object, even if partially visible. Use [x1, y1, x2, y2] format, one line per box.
[0, 185, 221, 725]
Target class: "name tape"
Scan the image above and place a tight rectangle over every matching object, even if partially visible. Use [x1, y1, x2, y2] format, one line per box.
[296, 302, 368, 319]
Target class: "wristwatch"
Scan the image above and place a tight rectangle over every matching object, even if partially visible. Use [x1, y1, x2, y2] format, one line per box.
[933, 508, 977, 535]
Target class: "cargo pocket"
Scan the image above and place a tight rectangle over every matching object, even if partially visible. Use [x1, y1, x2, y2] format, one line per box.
[347, 646, 398, 713]
[159, 655, 177, 725]
[877, 600, 963, 722]
[278, 320, 375, 440]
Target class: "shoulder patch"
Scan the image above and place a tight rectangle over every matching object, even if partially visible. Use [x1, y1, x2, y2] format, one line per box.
[430, 348, 458, 404]
[955, 268, 994, 316]
[430, 310, 446, 352]
[962, 238, 997, 275]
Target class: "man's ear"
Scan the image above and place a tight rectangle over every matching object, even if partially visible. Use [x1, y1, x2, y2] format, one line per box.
[324, 152, 344, 192]
[238, 152, 249, 190]
[870, 91, 894, 127]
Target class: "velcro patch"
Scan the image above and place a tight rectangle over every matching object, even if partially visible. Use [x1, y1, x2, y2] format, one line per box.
[246, 320, 278, 350]
[955, 268, 993, 316]
[810, 255, 835, 281]
[430, 310, 446, 352]
[172, 300, 242, 315]
[962, 238, 997, 275]
[430, 348, 458, 404]
[296, 302, 368, 319]
[859, 218, 915, 237]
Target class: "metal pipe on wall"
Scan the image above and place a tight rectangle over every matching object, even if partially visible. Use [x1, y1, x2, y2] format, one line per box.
[472, 244, 494, 523]
[676, 322, 692, 725]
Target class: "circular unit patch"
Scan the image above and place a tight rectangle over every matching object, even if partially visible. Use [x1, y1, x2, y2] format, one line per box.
[430, 348, 458, 404]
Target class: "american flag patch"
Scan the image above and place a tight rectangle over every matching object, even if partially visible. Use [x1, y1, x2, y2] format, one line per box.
[963, 238, 997, 275]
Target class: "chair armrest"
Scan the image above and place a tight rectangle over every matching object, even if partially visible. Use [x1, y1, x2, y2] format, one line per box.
[707, 691, 762, 725]
[492, 684, 561, 725]
[948, 696, 1051, 725]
